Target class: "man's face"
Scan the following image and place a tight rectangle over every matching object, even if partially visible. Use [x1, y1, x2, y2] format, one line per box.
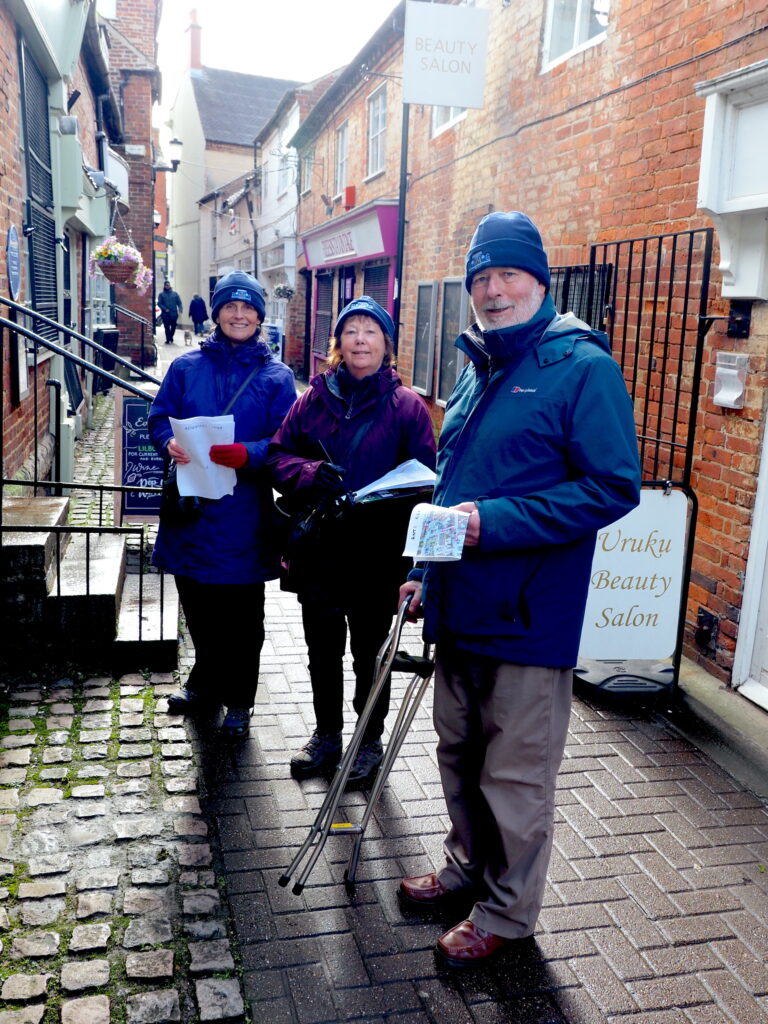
[470, 267, 546, 331]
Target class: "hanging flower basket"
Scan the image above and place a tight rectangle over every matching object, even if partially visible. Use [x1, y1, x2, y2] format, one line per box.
[88, 236, 152, 295]
[273, 283, 295, 300]
[98, 259, 140, 285]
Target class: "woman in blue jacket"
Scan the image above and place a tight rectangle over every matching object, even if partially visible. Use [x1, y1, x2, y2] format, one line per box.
[149, 271, 296, 738]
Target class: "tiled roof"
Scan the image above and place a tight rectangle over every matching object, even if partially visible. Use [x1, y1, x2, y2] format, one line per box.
[192, 67, 303, 146]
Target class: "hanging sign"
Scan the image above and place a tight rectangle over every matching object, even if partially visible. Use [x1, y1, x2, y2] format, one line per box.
[403, 0, 489, 109]
[578, 489, 689, 661]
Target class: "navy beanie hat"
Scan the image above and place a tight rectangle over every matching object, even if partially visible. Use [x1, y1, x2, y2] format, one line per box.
[334, 295, 395, 339]
[211, 270, 266, 322]
[465, 211, 550, 292]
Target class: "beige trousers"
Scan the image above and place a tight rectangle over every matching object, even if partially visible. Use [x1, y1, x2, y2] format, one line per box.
[433, 645, 572, 939]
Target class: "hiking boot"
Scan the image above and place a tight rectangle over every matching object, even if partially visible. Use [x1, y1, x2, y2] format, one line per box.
[290, 731, 343, 778]
[167, 686, 217, 716]
[220, 707, 252, 739]
[346, 738, 384, 785]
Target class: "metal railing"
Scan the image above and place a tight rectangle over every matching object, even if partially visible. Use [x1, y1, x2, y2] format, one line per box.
[1, 299, 173, 676]
[112, 302, 155, 370]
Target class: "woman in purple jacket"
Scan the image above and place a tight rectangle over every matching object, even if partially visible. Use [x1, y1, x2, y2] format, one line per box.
[267, 297, 436, 783]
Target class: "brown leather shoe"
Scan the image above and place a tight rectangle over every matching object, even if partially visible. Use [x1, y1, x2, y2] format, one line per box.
[436, 919, 507, 967]
[399, 873, 456, 907]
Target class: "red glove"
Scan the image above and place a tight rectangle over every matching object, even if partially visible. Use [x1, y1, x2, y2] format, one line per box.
[209, 443, 248, 469]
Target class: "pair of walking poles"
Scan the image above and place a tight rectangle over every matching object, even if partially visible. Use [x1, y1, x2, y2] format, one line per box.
[279, 598, 435, 894]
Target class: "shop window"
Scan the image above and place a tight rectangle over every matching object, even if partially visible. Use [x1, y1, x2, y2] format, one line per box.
[314, 273, 333, 356]
[436, 280, 469, 406]
[412, 282, 437, 396]
[363, 263, 390, 311]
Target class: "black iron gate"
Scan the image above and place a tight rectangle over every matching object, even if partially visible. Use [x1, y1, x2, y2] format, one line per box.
[553, 228, 715, 694]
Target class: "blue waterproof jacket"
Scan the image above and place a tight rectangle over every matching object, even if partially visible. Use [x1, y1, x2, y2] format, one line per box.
[148, 330, 296, 584]
[416, 294, 641, 667]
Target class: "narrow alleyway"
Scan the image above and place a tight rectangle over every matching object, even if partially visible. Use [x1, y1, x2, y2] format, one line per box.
[1, 342, 767, 1023]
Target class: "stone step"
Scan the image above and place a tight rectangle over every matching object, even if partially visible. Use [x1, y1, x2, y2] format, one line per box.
[114, 573, 179, 671]
[1, 496, 71, 582]
[47, 533, 127, 640]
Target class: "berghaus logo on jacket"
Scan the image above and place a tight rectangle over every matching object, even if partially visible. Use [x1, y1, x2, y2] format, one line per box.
[511, 386, 537, 393]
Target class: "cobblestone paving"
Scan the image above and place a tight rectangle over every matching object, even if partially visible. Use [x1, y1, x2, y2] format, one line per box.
[0, 674, 243, 1023]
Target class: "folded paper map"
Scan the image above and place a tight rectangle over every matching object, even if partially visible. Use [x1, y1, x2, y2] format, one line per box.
[403, 503, 470, 561]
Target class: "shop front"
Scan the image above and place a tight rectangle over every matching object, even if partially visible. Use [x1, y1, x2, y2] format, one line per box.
[300, 200, 398, 376]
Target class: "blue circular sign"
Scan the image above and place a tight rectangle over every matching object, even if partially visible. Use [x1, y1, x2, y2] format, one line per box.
[6, 224, 21, 300]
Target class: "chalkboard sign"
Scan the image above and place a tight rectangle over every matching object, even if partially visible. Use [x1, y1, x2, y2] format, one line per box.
[121, 396, 164, 517]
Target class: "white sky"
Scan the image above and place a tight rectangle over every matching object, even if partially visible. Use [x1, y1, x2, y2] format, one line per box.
[156, 0, 401, 116]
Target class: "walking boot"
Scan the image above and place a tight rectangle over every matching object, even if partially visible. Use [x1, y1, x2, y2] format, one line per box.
[290, 731, 342, 778]
[220, 707, 252, 739]
[346, 738, 383, 786]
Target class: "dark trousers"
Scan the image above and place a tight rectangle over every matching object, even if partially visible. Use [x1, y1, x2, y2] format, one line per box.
[301, 598, 394, 742]
[162, 315, 178, 343]
[175, 576, 265, 708]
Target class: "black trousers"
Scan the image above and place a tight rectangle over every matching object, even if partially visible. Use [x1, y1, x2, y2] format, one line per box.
[300, 597, 394, 742]
[175, 576, 265, 708]
[162, 315, 178, 342]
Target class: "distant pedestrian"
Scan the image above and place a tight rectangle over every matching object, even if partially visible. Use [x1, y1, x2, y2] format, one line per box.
[158, 280, 183, 344]
[189, 293, 208, 336]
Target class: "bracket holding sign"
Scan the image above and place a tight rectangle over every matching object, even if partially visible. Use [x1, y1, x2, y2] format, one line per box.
[575, 484, 696, 694]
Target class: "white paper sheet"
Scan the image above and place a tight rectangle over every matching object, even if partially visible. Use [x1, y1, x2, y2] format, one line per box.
[403, 503, 470, 561]
[169, 415, 236, 500]
[351, 459, 436, 504]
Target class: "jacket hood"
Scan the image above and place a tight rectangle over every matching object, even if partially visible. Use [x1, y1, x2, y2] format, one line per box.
[457, 295, 611, 368]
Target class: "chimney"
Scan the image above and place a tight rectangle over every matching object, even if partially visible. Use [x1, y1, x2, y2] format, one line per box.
[188, 9, 202, 71]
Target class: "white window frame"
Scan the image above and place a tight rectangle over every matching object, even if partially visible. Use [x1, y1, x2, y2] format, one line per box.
[541, 0, 609, 72]
[334, 121, 348, 197]
[436, 279, 469, 407]
[432, 105, 466, 137]
[366, 84, 387, 179]
[412, 281, 438, 397]
[300, 148, 314, 196]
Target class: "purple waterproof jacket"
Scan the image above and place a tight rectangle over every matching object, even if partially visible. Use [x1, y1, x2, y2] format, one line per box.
[267, 364, 436, 605]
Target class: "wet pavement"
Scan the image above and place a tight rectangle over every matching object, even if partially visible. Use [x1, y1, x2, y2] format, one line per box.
[1, 340, 767, 1023]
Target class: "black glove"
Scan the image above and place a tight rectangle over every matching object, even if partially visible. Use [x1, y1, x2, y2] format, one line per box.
[314, 461, 346, 497]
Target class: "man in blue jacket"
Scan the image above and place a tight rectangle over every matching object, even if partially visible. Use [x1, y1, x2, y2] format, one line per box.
[398, 212, 641, 966]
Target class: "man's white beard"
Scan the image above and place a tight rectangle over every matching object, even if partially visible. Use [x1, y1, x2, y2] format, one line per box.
[475, 289, 544, 332]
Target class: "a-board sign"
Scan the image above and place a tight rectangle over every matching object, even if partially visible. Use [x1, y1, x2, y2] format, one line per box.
[578, 488, 688, 661]
[121, 396, 163, 518]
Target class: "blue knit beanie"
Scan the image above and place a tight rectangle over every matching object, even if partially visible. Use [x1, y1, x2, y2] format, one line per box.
[334, 295, 395, 338]
[211, 270, 266, 322]
[465, 212, 550, 292]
